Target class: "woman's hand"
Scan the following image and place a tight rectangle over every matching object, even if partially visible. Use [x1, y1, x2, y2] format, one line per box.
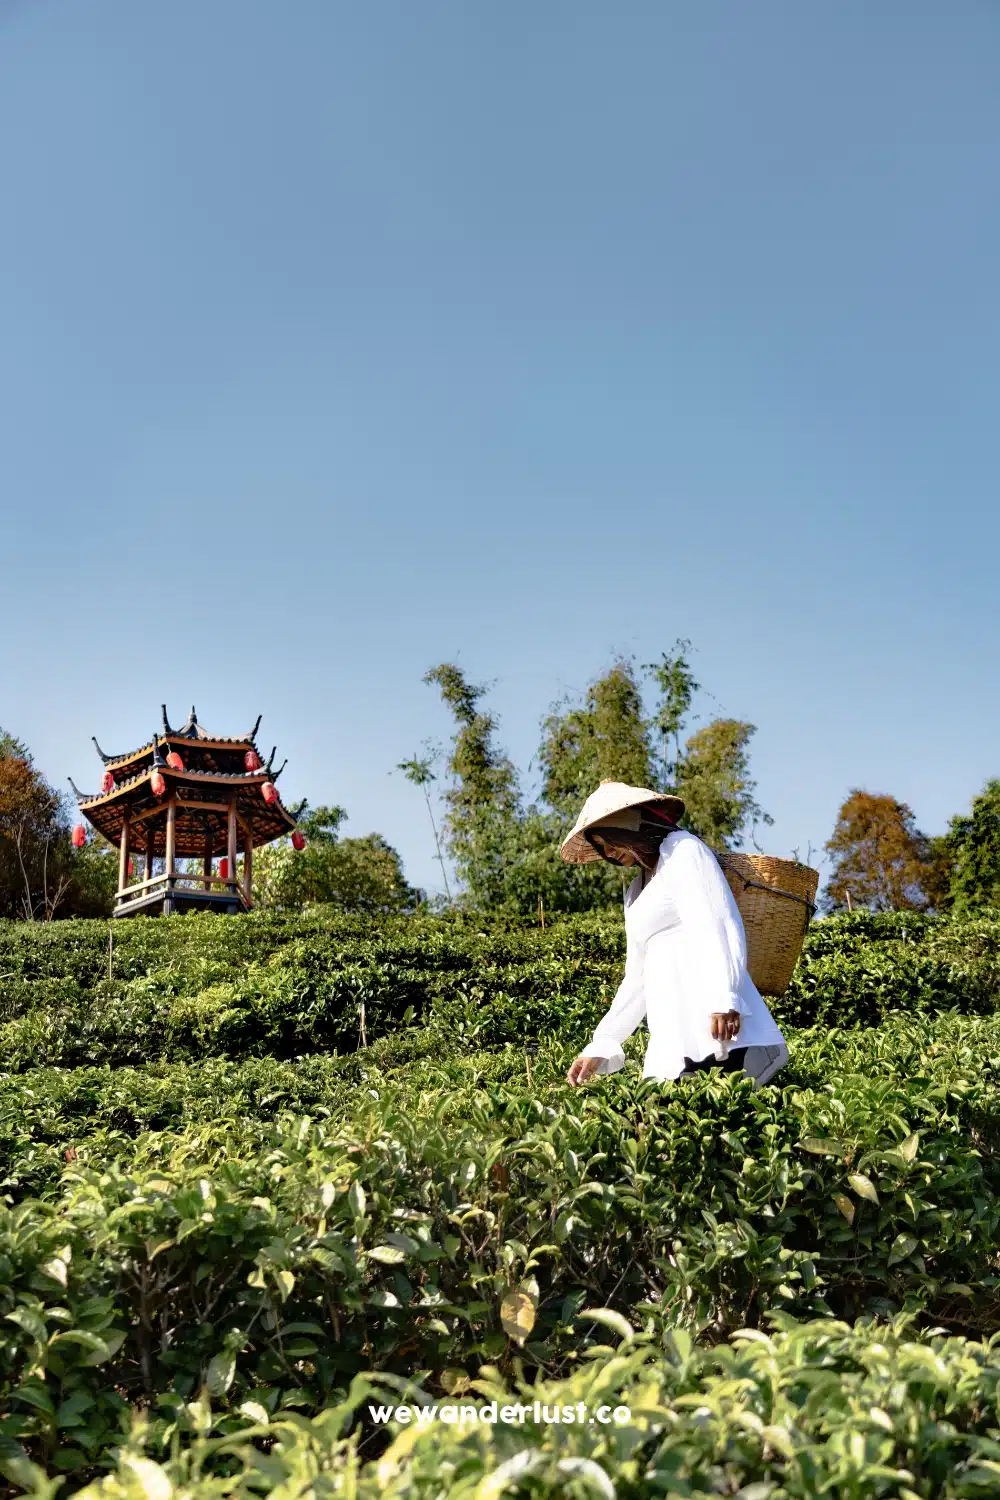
[567, 1055, 603, 1086]
[710, 1010, 742, 1042]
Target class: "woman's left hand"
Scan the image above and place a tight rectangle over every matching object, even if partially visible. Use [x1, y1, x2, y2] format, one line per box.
[710, 1010, 742, 1042]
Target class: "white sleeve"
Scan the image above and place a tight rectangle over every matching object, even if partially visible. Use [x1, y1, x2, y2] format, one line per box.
[582, 904, 646, 1075]
[670, 837, 751, 1018]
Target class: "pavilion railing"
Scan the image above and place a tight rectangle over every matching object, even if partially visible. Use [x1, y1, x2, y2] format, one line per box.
[115, 871, 250, 908]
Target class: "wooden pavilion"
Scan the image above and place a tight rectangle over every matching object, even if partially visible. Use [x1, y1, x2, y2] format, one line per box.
[69, 706, 302, 917]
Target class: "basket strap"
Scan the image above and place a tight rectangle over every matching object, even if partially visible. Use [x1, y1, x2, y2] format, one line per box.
[717, 859, 817, 931]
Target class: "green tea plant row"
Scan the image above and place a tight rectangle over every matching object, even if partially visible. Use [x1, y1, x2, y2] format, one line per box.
[50, 1317, 1000, 1500]
[2, 907, 1000, 1072]
[3, 1018, 1000, 1480]
[4, 1011, 1000, 1199]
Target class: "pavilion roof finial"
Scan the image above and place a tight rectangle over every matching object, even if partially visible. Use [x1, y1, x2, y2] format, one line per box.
[266, 746, 277, 771]
[272, 759, 288, 783]
[92, 736, 111, 764]
[248, 714, 262, 743]
[162, 704, 173, 735]
[68, 776, 87, 801]
[151, 735, 165, 767]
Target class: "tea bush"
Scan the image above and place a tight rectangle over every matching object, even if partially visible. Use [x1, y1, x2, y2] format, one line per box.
[6, 1009, 1000, 1195]
[4, 1042, 1000, 1480]
[3, 908, 1000, 1494]
[63, 1317, 1000, 1500]
[3, 907, 1000, 1074]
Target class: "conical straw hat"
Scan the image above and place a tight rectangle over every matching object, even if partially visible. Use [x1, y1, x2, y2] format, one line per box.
[559, 780, 686, 864]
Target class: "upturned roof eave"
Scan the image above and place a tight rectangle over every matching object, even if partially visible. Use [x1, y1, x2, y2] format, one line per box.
[76, 765, 286, 810]
[98, 735, 264, 775]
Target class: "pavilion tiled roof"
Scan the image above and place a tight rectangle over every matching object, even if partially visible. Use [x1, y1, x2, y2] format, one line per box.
[91, 706, 264, 767]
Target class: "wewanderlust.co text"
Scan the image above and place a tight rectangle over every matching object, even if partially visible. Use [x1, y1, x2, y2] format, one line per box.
[369, 1400, 632, 1427]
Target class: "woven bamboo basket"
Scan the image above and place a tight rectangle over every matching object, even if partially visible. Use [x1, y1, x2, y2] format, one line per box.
[717, 854, 820, 997]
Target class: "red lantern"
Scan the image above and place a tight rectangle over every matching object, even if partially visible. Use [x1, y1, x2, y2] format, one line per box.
[101, 770, 115, 794]
[166, 751, 185, 771]
[71, 824, 86, 849]
[219, 858, 229, 879]
[150, 771, 166, 797]
[127, 857, 134, 876]
[261, 781, 278, 805]
[244, 749, 262, 771]
[291, 830, 306, 850]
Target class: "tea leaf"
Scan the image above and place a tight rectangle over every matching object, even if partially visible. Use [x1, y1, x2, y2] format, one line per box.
[500, 1285, 537, 1345]
[833, 1193, 855, 1225]
[887, 1233, 919, 1267]
[848, 1173, 879, 1205]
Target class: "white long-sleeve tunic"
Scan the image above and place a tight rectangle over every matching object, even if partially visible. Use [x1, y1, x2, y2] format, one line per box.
[583, 829, 785, 1080]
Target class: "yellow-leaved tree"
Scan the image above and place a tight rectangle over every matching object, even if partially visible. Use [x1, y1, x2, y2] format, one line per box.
[823, 790, 933, 913]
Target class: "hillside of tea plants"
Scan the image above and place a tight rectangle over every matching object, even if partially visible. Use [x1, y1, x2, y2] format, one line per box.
[3, 906, 1000, 1497]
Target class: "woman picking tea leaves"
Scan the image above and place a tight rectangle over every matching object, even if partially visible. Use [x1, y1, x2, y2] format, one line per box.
[561, 782, 788, 1088]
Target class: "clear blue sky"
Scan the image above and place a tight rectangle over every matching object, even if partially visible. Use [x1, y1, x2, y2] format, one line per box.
[3, 1, 998, 895]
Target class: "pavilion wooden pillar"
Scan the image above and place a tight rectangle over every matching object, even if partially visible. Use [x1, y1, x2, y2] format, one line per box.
[203, 831, 213, 890]
[164, 795, 177, 915]
[117, 813, 131, 907]
[243, 822, 253, 907]
[146, 823, 156, 887]
[227, 800, 239, 911]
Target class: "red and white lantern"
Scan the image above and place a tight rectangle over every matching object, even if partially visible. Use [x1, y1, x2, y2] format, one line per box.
[291, 830, 306, 851]
[101, 770, 115, 794]
[244, 749, 262, 771]
[261, 781, 278, 806]
[71, 824, 86, 849]
[150, 771, 167, 798]
[165, 751, 185, 771]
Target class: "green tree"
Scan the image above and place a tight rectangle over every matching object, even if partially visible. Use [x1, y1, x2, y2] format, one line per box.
[69, 830, 118, 917]
[823, 790, 932, 914]
[423, 664, 520, 908]
[675, 718, 772, 851]
[424, 645, 772, 913]
[492, 806, 630, 915]
[643, 638, 700, 789]
[941, 779, 1000, 915]
[538, 645, 769, 853]
[396, 747, 452, 903]
[538, 658, 654, 817]
[426, 663, 626, 914]
[253, 803, 417, 914]
[921, 833, 957, 915]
